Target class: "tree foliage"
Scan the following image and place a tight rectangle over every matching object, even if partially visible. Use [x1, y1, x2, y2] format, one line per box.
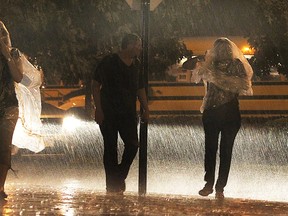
[247, 0, 288, 78]
[153, 0, 288, 78]
[0, 0, 192, 84]
[1, 0, 287, 84]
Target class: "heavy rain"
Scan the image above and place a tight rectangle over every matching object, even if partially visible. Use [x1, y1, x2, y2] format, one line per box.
[1, 0, 288, 215]
[10, 116, 288, 202]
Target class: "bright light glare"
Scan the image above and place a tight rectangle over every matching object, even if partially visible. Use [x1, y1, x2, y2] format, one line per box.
[241, 46, 254, 55]
[62, 116, 82, 131]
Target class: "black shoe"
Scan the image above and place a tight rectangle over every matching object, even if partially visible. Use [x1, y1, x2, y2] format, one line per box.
[199, 187, 213, 196]
[215, 191, 224, 200]
[106, 190, 124, 196]
[106, 185, 124, 196]
[119, 180, 126, 192]
[0, 191, 8, 200]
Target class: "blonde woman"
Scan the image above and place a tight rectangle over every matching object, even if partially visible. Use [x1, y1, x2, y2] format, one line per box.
[192, 37, 253, 200]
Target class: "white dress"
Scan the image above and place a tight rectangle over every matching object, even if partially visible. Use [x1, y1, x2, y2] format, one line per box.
[12, 55, 45, 153]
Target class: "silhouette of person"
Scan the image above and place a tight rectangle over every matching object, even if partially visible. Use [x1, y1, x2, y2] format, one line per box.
[0, 21, 23, 201]
[192, 37, 253, 200]
[0, 21, 44, 202]
[92, 33, 149, 194]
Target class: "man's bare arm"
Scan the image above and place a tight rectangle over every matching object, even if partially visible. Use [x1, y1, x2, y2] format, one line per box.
[137, 88, 149, 122]
[91, 80, 104, 124]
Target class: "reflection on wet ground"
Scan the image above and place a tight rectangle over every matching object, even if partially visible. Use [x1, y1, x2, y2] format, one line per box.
[4, 116, 288, 214]
[1, 186, 288, 215]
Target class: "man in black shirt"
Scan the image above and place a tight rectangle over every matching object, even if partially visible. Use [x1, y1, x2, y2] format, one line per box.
[92, 33, 149, 194]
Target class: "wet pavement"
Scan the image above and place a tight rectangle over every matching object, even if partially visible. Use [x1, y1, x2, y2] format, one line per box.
[1, 186, 288, 215]
[2, 116, 287, 215]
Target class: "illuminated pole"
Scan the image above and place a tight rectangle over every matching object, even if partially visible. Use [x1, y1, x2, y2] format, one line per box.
[139, 0, 150, 196]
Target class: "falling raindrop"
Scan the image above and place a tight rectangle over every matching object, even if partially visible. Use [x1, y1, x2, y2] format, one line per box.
[8, 116, 288, 202]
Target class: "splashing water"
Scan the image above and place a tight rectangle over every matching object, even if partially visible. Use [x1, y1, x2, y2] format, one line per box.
[9, 116, 288, 202]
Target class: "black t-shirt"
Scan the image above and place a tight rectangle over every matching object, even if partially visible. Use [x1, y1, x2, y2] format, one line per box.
[93, 53, 144, 117]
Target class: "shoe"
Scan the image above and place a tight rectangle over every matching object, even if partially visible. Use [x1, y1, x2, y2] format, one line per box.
[106, 189, 124, 196]
[106, 185, 124, 196]
[199, 187, 213, 196]
[0, 191, 8, 200]
[106, 190, 124, 196]
[215, 191, 224, 200]
[119, 180, 126, 192]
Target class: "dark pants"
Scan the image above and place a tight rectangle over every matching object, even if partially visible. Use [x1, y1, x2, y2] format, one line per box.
[202, 99, 241, 192]
[99, 114, 139, 192]
[0, 106, 18, 168]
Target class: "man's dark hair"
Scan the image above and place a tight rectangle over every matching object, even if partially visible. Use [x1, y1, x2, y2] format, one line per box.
[121, 33, 141, 49]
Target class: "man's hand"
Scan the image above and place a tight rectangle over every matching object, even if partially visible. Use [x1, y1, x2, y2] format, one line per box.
[137, 88, 149, 123]
[140, 109, 149, 123]
[95, 108, 104, 125]
[92, 80, 104, 125]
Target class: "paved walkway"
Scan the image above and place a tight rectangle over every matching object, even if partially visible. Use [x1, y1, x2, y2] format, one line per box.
[1, 187, 288, 215]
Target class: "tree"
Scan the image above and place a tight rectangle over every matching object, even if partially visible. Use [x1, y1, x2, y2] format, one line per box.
[1, 0, 72, 84]
[1, 0, 193, 84]
[3, 0, 286, 88]
[247, 0, 288, 78]
[152, 0, 288, 78]
[149, 37, 192, 81]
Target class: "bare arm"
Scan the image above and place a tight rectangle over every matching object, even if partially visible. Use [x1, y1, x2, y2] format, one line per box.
[0, 39, 23, 83]
[137, 88, 149, 122]
[91, 80, 104, 125]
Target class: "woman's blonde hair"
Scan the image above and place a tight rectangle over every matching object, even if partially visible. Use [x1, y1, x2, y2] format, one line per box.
[213, 38, 233, 62]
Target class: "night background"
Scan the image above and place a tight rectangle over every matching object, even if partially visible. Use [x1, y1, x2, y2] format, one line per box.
[1, 1, 288, 215]
[1, 0, 288, 85]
